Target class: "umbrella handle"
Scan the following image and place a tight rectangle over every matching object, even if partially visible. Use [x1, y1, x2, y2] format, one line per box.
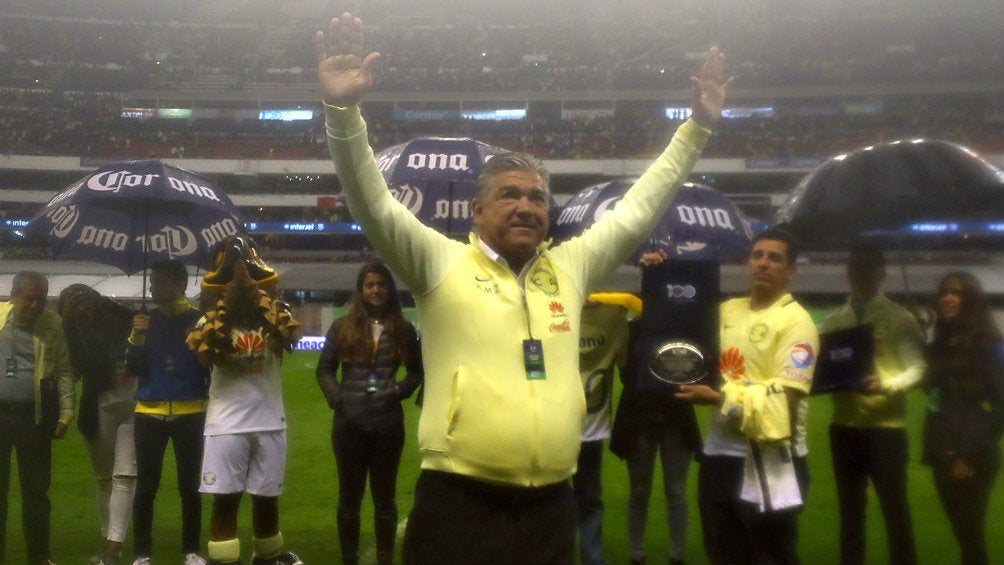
[142, 198, 150, 311]
[141, 261, 148, 312]
[899, 261, 910, 297]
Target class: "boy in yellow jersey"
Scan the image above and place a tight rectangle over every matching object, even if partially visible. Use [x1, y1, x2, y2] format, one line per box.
[677, 227, 818, 565]
[575, 293, 637, 565]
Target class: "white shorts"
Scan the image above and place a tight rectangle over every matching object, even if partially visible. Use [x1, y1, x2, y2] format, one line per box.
[200, 430, 287, 497]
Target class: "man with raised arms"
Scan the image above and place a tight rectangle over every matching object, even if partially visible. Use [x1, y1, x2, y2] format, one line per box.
[316, 13, 731, 564]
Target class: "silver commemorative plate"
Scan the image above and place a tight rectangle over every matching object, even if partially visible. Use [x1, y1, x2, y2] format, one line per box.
[647, 340, 707, 385]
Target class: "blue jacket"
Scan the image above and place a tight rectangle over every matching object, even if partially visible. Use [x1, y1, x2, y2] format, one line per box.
[126, 305, 208, 406]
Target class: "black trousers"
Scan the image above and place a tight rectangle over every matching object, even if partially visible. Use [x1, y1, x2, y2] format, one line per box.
[403, 470, 576, 565]
[932, 462, 998, 565]
[698, 454, 809, 565]
[331, 419, 405, 565]
[0, 403, 52, 564]
[132, 412, 205, 557]
[830, 425, 916, 565]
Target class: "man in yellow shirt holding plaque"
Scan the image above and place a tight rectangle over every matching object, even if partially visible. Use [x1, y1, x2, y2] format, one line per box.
[677, 227, 818, 565]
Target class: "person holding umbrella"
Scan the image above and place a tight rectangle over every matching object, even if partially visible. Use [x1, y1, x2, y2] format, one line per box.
[126, 260, 209, 565]
[922, 272, 1004, 565]
[820, 243, 925, 565]
[316, 12, 730, 565]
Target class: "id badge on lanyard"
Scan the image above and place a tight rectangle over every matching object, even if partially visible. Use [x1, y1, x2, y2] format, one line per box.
[523, 339, 546, 380]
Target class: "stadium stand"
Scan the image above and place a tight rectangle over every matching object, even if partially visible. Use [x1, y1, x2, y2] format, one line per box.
[1, 0, 1003, 305]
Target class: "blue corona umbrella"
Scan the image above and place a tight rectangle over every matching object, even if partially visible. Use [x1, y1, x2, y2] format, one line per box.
[28, 160, 246, 305]
[551, 179, 754, 261]
[376, 136, 558, 234]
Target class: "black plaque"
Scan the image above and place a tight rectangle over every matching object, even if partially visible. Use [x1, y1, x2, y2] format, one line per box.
[636, 259, 720, 389]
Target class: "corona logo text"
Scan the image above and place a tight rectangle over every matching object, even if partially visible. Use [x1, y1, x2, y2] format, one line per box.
[136, 225, 198, 258]
[375, 152, 398, 173]
[433, 199, 470, 220]
[87, 170, 160, 193]
[591, 197, 621, 223]
[46, 182, 83, 207]
[555, 202, 590, 226]
[200, 218, 241, 247]
[45, 205, 80, 238]
[676, 205, 735, 231]
[390, 184, 424, 215]
[76, 225, 130, 252]
[405, 153, 470, 172]
[665, 284, 697, 300]
[167, 176, 221, 202]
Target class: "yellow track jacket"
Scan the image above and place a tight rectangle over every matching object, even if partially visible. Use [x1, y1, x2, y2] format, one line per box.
[326, 105, 708, 486]
[0, 302, 74, 426]
[821, 294, 926, 428]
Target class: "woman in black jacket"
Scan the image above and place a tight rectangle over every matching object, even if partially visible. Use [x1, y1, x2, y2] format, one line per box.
[316, 261, 423, 565]
[922, 271, 1004, 565]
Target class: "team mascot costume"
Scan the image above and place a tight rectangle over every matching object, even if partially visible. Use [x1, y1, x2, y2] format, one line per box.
[186, 235, 304, 565]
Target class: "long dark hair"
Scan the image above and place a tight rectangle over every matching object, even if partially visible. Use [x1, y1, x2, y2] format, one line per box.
[58, 284, 134, 371]
[59, 287, 134, 357]
[333, 262, 410, 364]
[930, 271, 1001, 370]
[58, 284, 134, 439]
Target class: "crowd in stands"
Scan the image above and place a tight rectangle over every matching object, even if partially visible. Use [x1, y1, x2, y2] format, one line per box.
[2, 89, 1003, 161]
[1, 1, 1002, 94]
[2, 0, 1002, 161]
[2, 0, 1002, 257]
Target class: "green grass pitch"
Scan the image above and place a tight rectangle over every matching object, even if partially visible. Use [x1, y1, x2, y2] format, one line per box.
[7, 350, 1004, 564]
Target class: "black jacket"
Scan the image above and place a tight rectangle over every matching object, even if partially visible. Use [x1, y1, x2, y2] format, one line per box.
[316, 317, 423, 431]
[610, 320, 702, 459]
[922, 331, 1004, 472]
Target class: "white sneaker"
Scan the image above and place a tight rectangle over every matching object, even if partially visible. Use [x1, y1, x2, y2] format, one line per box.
[132, 558, 151, 565]
[184, 554, 207, 565]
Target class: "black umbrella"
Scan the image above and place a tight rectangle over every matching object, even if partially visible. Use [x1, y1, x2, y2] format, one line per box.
[28, 160, 246, 305]
[775, 139, 1004, 250]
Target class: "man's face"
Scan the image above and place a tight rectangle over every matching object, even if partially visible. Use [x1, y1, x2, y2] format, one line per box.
[747, 238, 794, 297]
[846, 252, 885, 297]
[11, 280, 48, 325]
[472, 170, 549, 267]
[149, 272, 185, 305]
